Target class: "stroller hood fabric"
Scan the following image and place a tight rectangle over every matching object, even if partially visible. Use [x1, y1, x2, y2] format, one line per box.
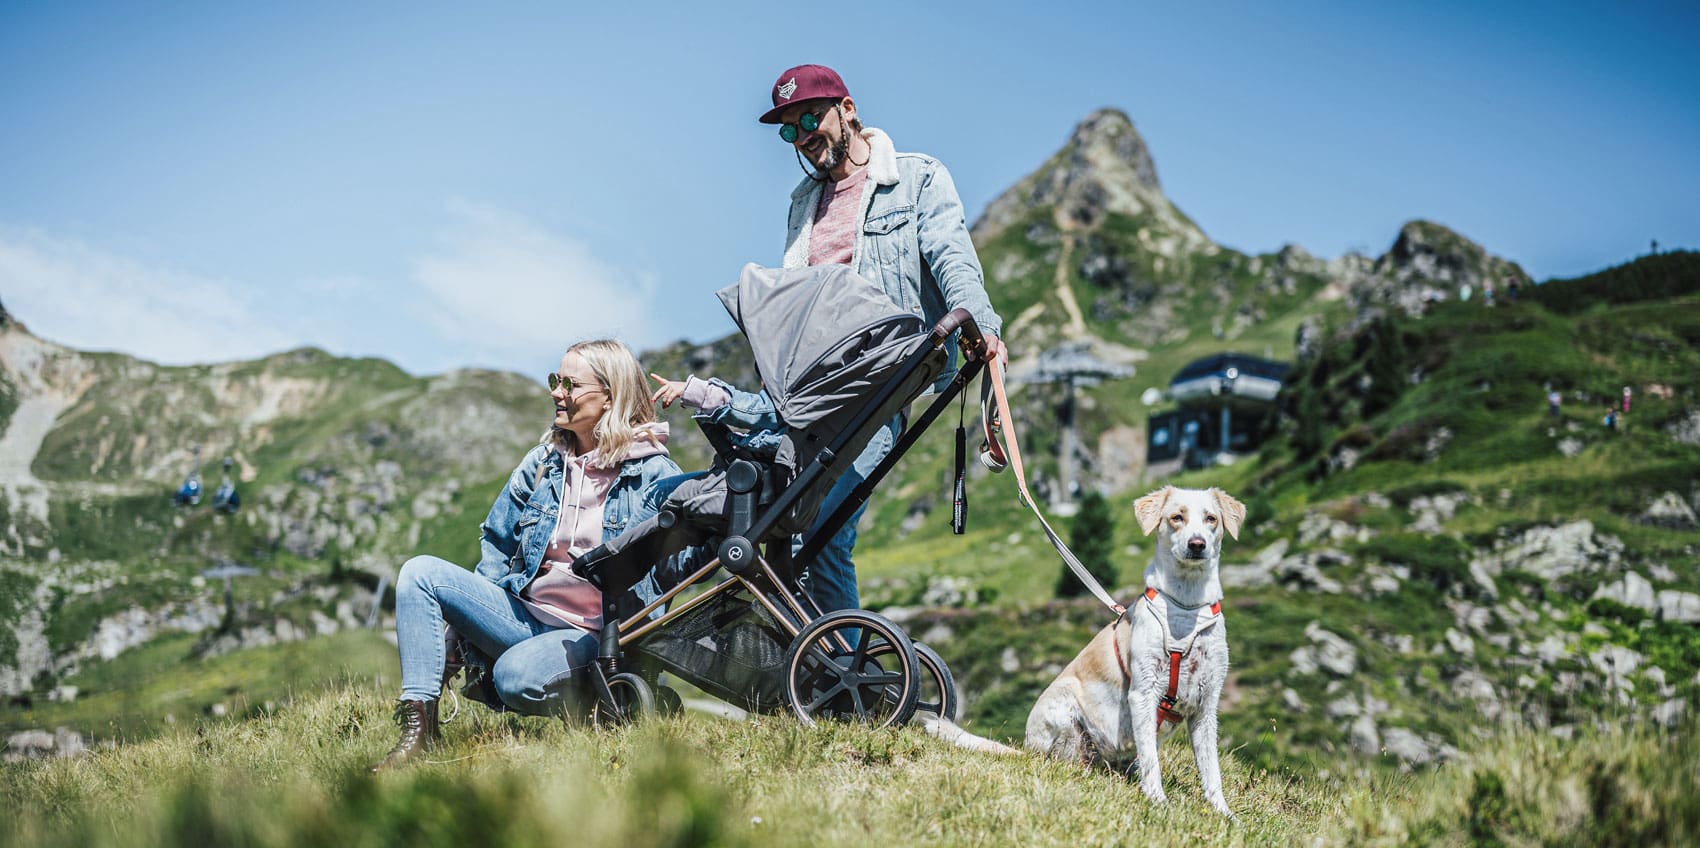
[718, 264, 926, 433]
[581, 264, 950, 591]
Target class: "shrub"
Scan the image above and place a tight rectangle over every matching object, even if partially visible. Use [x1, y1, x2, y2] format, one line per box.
[1057, 490, 1118, 597]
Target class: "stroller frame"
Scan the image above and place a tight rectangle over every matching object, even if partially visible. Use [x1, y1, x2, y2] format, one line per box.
[581, 308, 989, 728]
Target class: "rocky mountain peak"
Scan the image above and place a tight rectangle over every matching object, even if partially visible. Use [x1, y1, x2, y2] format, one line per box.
[1066, 108, 1161, 193]
[972, 108, 1206, 250]
[1376, 220, 1525, 285]
[1345, 219, 1528, 319]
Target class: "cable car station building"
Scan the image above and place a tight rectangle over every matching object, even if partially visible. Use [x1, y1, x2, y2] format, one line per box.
[1147, 353, 1289, 474]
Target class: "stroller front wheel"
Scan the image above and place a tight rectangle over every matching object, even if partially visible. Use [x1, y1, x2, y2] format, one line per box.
[784, 610, 921, 728]
[594, 672, 655, 727]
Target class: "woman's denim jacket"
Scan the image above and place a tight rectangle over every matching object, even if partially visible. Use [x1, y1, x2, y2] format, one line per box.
[473, 443, 681, 610]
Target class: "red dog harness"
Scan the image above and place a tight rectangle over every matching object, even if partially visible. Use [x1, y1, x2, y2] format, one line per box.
[1115, 586, 1224, 733]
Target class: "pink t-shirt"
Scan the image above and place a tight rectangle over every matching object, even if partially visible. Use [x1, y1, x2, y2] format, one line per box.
[808, 166, 868, 267]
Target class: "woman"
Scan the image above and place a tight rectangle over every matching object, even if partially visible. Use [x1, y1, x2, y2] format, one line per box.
[372, 339, 682, 771]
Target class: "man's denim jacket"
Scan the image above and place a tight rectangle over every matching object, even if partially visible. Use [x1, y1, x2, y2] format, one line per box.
[782, 127, 1003, 379]
[711, 127, 1006, 432]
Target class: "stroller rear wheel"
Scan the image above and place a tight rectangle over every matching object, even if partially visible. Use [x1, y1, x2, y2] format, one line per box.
[866, 641, 960, 723]
[784, 610, 920, 728]
[594, 672, 655, 727]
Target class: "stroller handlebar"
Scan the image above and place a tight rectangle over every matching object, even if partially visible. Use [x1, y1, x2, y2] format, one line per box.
[932, 308, 987, 360]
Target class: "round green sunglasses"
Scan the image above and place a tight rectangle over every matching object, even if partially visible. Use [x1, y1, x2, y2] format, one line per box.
[778, 105, 834, 143]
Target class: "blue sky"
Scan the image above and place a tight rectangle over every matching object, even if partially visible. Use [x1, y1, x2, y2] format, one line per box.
[3, 1, 1696, 376]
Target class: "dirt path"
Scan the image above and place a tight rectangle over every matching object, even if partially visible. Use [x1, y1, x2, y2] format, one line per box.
[1052, 209, 1088, 338]
[0, 392, 76, 522]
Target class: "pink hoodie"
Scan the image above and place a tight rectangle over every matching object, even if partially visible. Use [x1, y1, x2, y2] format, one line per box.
[521, 423, 670, 631]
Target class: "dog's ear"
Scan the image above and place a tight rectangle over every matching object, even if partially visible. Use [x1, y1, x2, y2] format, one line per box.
[1133, 486, 1171, 536]
[1212, 489, 1247, 540]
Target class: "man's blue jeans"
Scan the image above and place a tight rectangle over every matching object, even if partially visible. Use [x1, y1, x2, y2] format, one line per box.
[394, 555, 598, 715]
[798, 415, 900, 614]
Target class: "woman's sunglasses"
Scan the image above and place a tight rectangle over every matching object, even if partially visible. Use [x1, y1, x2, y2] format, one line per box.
[778, 104, 834, 143]
[547, 373, 604, 394]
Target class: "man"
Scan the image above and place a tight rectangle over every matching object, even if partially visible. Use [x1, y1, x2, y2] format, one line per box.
[758, 63, 1004, 614]
[653, 65, 1006, 612]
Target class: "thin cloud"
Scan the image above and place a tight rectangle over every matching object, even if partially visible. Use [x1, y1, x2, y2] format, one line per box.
[0, 209, 659, 376]
[0, 227, 297, 365]
[411, 203, 658, 370]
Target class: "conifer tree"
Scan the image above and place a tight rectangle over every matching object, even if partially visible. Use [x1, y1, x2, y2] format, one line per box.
[1293, 381, 1327, 459]
[1364, 318, 1408, 416]
[1057, 490, 1119, 597]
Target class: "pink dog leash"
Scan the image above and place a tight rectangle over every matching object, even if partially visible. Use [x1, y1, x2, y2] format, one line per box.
[982, 361, 1125, 617]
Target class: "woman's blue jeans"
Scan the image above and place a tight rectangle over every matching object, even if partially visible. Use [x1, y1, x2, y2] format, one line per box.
[394, 555, 598, 715]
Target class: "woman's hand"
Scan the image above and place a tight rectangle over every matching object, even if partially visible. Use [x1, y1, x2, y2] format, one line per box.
[649, 373, 687, 408]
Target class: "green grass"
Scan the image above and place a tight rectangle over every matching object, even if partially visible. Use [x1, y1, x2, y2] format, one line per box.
[1332, 722, 1700, 846]
[0, 683, 1362, 847]
[2, 629, 395, 742]
[3, 684, 1695, 847]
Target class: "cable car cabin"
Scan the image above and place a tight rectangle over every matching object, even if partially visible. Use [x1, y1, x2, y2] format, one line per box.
[1147, 353, 1289, 473]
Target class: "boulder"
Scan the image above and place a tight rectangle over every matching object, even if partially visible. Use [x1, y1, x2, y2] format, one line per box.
[1654, 699, 1687, 728]
[1290, 622, 1358, 677]
[1381, 727, 1451, 767]
[1589, 645, 1643, 688]
[1658, 590, 1700, 623]
[1471, 521, 1623, 582]
[1326, 694, 1360, 719]
[1664, 409, 1700, 447]
[1444, 628, 1475, 658]
[1592, 572, 1659, 615]
[1637, 492, 1697, 529]
[1350, 714, 1380, 756]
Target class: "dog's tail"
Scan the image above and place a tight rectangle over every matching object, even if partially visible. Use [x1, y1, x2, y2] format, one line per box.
[916, 711, 1023, 756]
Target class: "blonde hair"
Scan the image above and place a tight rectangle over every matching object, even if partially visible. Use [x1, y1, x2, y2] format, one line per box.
[542, 339, 658, 469]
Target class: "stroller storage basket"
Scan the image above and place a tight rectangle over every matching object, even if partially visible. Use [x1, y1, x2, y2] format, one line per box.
[629, 585, 790, 712]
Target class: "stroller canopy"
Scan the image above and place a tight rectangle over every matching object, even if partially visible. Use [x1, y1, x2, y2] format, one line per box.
[717, 264, 925, 432]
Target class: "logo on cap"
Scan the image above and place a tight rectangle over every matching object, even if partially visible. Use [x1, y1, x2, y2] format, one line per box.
[777, 77, 797, 100]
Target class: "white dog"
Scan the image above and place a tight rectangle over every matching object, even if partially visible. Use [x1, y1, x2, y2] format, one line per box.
[925, 485, 1245, 817]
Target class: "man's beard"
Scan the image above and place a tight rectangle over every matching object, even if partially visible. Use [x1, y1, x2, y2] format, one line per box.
[816, 123, 852, 173]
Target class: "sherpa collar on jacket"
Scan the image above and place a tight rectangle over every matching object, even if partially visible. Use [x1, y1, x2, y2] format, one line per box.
[789, 127, 899, 200]
[784, 127, 898, 270]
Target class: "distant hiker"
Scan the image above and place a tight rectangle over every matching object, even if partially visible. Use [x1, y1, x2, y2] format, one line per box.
[1507, 274, 1520, 302]
[641, 63, 1006, 617]
[1604, 406, 1617, 431]
[1459, 283, 1473, 302]
[1622, 385, 1633, 414]
[1548, 390, 1562, 417]
[1483, 279, 1496, 306]
[372, 340, 691, 771]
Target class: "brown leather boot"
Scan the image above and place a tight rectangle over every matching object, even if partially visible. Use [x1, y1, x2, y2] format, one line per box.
[369, 698, 438, 772]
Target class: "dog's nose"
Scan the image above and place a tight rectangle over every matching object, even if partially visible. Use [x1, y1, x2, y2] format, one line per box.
[1187, 537, 1207, 556]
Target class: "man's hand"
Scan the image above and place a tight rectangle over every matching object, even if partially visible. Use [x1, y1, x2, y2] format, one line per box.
[982, 333, 1008, 365]
[649, 373, 686, 408]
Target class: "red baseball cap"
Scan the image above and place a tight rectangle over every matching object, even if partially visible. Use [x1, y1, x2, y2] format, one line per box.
[759, 64, 850, 124]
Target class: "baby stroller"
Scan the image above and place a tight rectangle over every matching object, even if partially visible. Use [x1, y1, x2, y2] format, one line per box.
[572, 264, 990, 728]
